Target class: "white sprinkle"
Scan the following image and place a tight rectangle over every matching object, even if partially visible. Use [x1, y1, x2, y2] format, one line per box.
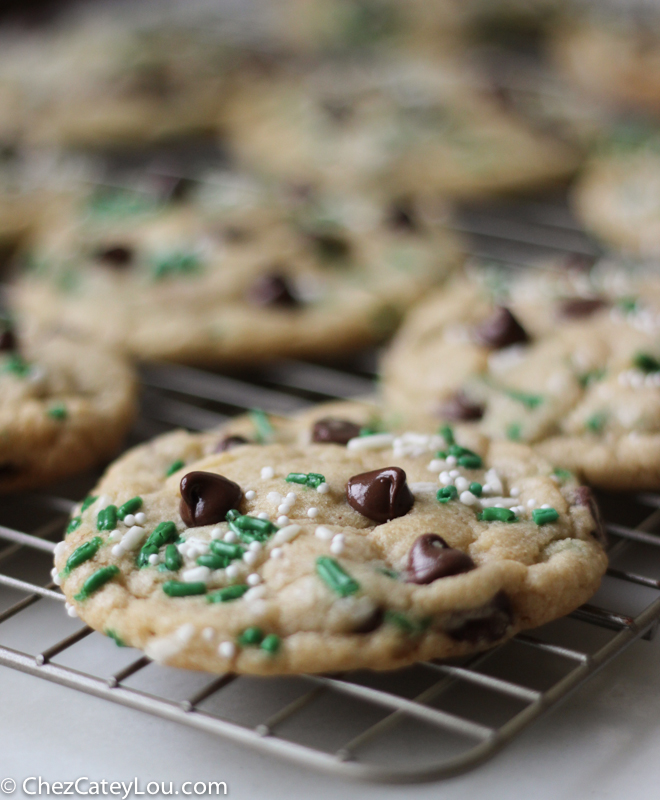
[277, 515, 290, 526]
[460, 491, 480, 506]
[270, 548, 283, 559]
[479, 496, 518, 508]
[121, 525, 146, 551]
[273, 524, 302, 545]
[449, 469, 460, 478]
[409, 482, 438, 494]
[148, 553, 159, 565]
[439, 471, 453, 485]
[123, 514, 135, 527]
[202, 627, 215, 642]
[267, 492, 282, 504]
[315, 526, 334, 540]
[455, 477, 469, 493]
[495, 504, 503, 508]
[182, 566, 211, 583]
[261, 466, 275, 480]
[330, 535, 345, 555]
[66, 605, 78, 618]
[285, 492, 297, 502]
[54, 541, 66, 558]
[134, 512, 146, 526]
[249, 541, 262, 552]
[219, 641, 236, 659]
[278, 503, 292, 515]
[257, 512, 269, 521]
[446, 456, 457, 466]
[209, 527, 221, 540]
[52, 573, 61, 586]
[510, 487, 520, 497]
[307, 507, 319, 519]
[247, 573, 261, 586]
[224, 530, 237, 543]
[316, 483, 330, 494]
[244, 585, 266, 601]
[96, 495, 112, 511]
[347, 432, 394, 451]
[243, 550, 258, 566]
[108, 529, 122, 542]
[482, 484, 492, 493]
[428, 459, 446, 472]
[111, 544, 123, 557]
[527, 499, 536, 508]
[226, 564, 240, 580]
[245, 490, 256, 501]
[541, 503, 551, 509]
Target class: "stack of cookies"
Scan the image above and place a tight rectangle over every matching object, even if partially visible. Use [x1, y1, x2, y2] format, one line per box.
[0, 0, 657, 678]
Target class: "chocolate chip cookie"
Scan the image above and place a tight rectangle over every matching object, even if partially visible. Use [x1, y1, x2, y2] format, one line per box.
[382, 265, 660, 490]
[54, 405, 606, 675]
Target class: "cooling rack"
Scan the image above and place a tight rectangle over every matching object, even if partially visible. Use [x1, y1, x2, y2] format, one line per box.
[1, 191, 660, 784]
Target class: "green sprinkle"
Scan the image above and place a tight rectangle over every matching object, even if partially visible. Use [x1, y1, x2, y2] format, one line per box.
[437, 485, 458, 503]
[633, 352, 660, 373]
[207, 585, 249, 603]
[506, 423, 522, 441]
[81, 496, 97, 512]
[227, 514, 278, 543]
[157, 563, 170, 572]
[617, 296, 638, 314]
[3, 354, 30, 377]
[137, 521, 178, 567]
[197, 553, 229, 570]
[96, 505, 118, 531]
[66, 516, 82, 535]
[118, 497, 143, 519]
[63, 536, 102, 576]
[164, 544, 182, 572]
[238, 626, 264, 646]
[285, 472, 326, 489]
[377, 567, 399, 579]
[105, 629, 126, 647]
[316, 556, 360, 597]
[458, 454, 483, 469]
[162, 581, 207, 597]
[579, 368, 606, 388]
[209, 540, 245, 561]
[87, 187, 158, 218]
[165, 459, 185, 477]
[73, 565, 120, 601]
[553, 468, 572, 482]
[152, 251, 200, 280]
[469, 482, 483, 497]
[439, 424, 455, 445]
[478, 507, 518, 523]
[384, 610, 430, 635]
[249, 409, 273, 443]
[260, 634, 281, 654]
[47, 403, 67, 421]
[586, 412, 607, 433]
[504, 388, 544, 409]
[532, 507, 559, 525]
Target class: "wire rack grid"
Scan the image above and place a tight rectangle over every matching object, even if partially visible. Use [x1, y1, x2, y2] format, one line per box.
[1, 190, 660, 783]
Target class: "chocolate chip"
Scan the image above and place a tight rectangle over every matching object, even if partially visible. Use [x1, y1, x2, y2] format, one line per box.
[246, 272, 299, 308]
[215, 435, 250, 453]
[446, 591, 513, 644]
[0, 329, 16, 352]
[437, 391, 484, 422]
[573, 486, 607, 547]
[95, 246, 133, 267]
[346, 467, 414, 524]
[474, 307, 529, 350]
[0, 462, 20, 478]
[353, 606, 385, 633]
[179, 471, 242, 527]
[387, 198, 417, 232]
[308, 232, 351, 262]
[558, 297, 608, 319]
[407, 534, 475, 584]
[312, 418, 361, 445]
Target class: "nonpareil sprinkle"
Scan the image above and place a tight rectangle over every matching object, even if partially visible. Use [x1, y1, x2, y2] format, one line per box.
[437, 485, 458, 503]
[47, 403, 67, 421]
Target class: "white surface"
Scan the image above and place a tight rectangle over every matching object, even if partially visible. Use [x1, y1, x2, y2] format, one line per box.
[1, 632, 659, 800]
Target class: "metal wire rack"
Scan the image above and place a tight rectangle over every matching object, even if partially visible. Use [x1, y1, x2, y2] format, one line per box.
[1, 187, 660, 783]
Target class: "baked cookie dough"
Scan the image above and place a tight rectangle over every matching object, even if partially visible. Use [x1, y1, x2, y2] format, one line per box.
[382, 265, 660, 490]
[54, 406, 606, 675]
[572, 127, 660, 257]
[9, 175, 463, 364]
[0, 320, 137, 493]
[221, 56, 578, 199]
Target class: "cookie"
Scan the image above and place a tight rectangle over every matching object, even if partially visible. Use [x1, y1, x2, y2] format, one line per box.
[382, 265, 660, 490]
[572, 128, 660, 257]
[54, 406, 606, 675]
[0, 320, 137, 493]
[221, 56, 579, 199]
[9, 174, 462, 364]
[551, 12, 660, 117]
